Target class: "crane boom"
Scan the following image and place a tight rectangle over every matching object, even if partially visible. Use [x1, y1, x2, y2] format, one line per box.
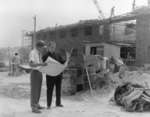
[92, 0, 105, 19]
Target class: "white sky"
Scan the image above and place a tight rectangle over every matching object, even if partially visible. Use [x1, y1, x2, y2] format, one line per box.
[0, 0, 148, 48]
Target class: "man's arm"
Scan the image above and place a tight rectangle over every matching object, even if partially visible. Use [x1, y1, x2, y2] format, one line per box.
[42, 52, 49, 62]
[29, 61, 47, 67]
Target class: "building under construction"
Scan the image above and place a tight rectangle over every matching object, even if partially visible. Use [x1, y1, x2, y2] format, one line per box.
[25, 7, 150, 66]
[22, 6, 150, 94]
[24, 7, 150, 64]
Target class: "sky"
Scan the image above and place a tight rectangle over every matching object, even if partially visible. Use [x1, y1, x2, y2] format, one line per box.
[0, 0, 148, 48]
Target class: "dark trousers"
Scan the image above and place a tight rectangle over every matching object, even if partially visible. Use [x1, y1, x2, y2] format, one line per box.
[46, 74, 62, 107]
[30, 70, 42, 109]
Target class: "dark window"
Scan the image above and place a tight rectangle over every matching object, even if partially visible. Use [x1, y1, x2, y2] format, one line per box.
[71, 48, 78, 56]
[120, 47, 136, 59]
[124, 23, 136, 35]
[84, 26, 92, 36]
[59, 31, 66, 38]
[90, 47, 96, 55]
[70, 28, 78, 37]
[120, 47, 128, 59]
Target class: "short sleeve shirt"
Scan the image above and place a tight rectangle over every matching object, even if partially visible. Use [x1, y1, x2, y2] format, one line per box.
[12, 55, 20, 64]
[29, 49, 42, 64]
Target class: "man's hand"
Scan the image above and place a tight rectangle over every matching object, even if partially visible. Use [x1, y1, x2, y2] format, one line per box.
[66, 52, 71, 60]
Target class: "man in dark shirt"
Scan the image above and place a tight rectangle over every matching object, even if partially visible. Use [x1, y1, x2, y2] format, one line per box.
[42, 41, 66, 109]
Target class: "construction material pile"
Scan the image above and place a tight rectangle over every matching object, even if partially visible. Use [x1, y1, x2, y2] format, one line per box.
[110, 66, 150, 112]
[114, 82, 150, 112]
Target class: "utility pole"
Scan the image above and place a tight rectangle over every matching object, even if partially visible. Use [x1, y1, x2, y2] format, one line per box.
[21, 30, 25, 47]
[32, 15, 36, 49]
[8, 47, 11, 75]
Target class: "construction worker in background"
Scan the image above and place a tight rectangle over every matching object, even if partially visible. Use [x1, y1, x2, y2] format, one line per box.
[11, 52, 21, 76]
[96, 55, 109, 75]
[109, 56, 119, 73]
[29, 40, 47, 113]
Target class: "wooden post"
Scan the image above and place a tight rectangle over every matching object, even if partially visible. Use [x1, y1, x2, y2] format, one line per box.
[85, 67, 93, 96]
[83, 55, 94, 96]
[32, 15, 36, 49]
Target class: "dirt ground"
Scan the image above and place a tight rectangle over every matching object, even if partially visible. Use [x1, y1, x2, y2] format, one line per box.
[0, 72, 150, 117]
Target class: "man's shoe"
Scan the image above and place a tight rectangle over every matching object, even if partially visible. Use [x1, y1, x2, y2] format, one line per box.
[32, 109, 41, 113]
[38, 106, 45, 109]
[56, 104, 64, 107]
[47, 106, 51, 109]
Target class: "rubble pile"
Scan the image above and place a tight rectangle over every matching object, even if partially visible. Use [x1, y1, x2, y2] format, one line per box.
[114, 82, 150, 112]
[110, 67, 150, 112]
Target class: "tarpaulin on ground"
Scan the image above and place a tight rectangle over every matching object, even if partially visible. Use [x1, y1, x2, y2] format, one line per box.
[114, 82, 150, 112]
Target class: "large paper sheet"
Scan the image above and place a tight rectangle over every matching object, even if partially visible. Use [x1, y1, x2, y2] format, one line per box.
[39, 57, 69, 76]
[20, 56, 69, 76]
[19, 64, 40, 70]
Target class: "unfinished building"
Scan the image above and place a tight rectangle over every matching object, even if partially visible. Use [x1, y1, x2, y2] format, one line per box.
[24, 7, 150, 94]
[24, 7, 150, 66]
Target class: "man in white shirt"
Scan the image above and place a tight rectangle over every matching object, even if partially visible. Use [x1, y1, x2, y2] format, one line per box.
[29, 40, 47, 113]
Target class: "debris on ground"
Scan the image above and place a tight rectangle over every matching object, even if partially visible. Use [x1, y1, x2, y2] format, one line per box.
[113, 82, 150, 112]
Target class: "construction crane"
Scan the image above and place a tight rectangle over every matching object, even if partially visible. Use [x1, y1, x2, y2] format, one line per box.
[92, 0, 105, 20]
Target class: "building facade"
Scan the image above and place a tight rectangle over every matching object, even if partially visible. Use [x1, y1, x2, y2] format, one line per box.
[35, 20, 106, 52]
[26, 7, 150, 65]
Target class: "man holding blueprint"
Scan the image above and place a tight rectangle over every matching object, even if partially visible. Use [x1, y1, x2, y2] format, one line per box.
[42, 41, 70, 109]
[29, 40, 47, 113]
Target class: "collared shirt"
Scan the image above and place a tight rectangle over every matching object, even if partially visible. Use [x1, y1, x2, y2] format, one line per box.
[42, 51, 65, 64]
[29, 49, 42, 64]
